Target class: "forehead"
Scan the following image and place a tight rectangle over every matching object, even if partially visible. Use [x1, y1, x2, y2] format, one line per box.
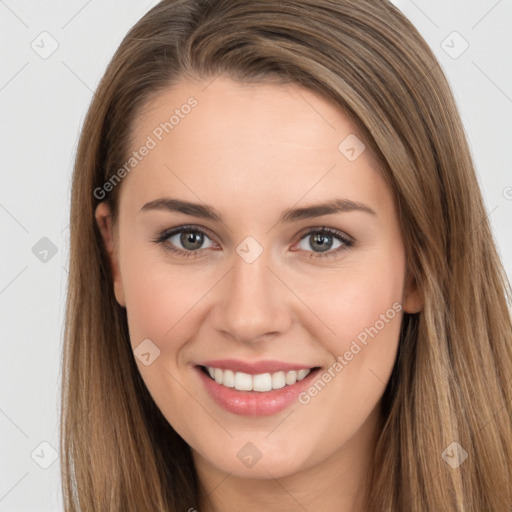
[120, 76, 390, 220]
[133, 76, 361, 156]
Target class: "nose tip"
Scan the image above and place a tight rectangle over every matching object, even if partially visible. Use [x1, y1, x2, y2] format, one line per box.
[210, 248, 292, 344]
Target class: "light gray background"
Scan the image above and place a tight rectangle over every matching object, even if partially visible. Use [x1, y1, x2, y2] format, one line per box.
[1, 1, 511, 510]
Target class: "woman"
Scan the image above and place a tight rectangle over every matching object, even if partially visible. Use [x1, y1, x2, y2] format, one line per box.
[61, 0, 512, 510]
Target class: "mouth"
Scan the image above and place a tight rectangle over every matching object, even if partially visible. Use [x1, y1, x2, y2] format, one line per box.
[198, 365, 319, 392]
[194, 362, 322, 416]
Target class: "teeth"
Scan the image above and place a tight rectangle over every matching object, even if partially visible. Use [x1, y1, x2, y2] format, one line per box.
[223, 369, 235, 388]
[297, 369, 310, 381]
[234, 372, 252, 391]
[285, 371, 297, 385]
[272, 371, 286, 389]
[204, 366, 312, 392]
[252, 373, 272, 392]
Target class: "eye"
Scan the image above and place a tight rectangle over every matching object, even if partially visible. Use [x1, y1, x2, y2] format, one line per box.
[153, 225, 217, 258]
[152, 225, 354, 260]
[294, 227, 353, 259]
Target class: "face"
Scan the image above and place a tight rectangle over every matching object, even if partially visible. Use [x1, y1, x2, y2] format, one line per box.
[95, 76, 421, 484]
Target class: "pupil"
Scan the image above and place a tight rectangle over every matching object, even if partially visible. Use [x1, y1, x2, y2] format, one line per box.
[181, 231, 203, 250]
[312, 233, 332, 252]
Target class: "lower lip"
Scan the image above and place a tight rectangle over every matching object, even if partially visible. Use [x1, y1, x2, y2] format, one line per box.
[195, 366, 320, 416]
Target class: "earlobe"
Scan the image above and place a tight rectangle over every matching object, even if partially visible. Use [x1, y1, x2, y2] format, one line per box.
[403, 274, 422, 314]
[94, 202, 126, 307]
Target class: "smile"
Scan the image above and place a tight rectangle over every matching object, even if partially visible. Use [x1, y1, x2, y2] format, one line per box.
[202, 365, 312, 392]
[194, 361, 321, 416]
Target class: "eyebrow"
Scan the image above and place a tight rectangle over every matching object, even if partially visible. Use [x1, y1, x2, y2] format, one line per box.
[139, 197, 376, 222]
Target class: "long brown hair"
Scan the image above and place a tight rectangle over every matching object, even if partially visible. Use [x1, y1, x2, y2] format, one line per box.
[61, 0, 512, 510]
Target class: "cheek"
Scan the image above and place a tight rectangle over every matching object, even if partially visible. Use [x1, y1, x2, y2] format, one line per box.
[119, 252, 204, 419]
[290, 248, 405, 418]
[297, 254, 405, 354]
[118, 238, 210, 345]
[286, 258, 404, 454]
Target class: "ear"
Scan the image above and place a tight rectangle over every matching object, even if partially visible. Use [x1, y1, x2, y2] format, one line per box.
[94, 202, 126, 307]
[403, 271, 422, 314]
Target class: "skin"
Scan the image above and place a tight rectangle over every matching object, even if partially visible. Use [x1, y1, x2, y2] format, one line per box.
[95, 76, 422, 512]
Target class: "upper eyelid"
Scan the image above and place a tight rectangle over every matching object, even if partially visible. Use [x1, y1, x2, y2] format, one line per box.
[161, 224, 219, 244]
[297, 225, 352, 241]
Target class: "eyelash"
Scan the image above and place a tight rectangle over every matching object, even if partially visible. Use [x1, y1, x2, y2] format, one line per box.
[151, 224, 354, 260]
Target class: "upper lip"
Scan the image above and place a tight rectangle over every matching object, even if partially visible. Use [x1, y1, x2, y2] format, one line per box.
[196, 359, 317, 375]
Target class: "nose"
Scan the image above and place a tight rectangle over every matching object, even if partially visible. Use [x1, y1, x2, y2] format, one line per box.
[210, 244, 292, 345]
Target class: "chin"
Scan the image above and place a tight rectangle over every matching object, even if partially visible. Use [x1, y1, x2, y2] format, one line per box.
[192, 433, 320, 480]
